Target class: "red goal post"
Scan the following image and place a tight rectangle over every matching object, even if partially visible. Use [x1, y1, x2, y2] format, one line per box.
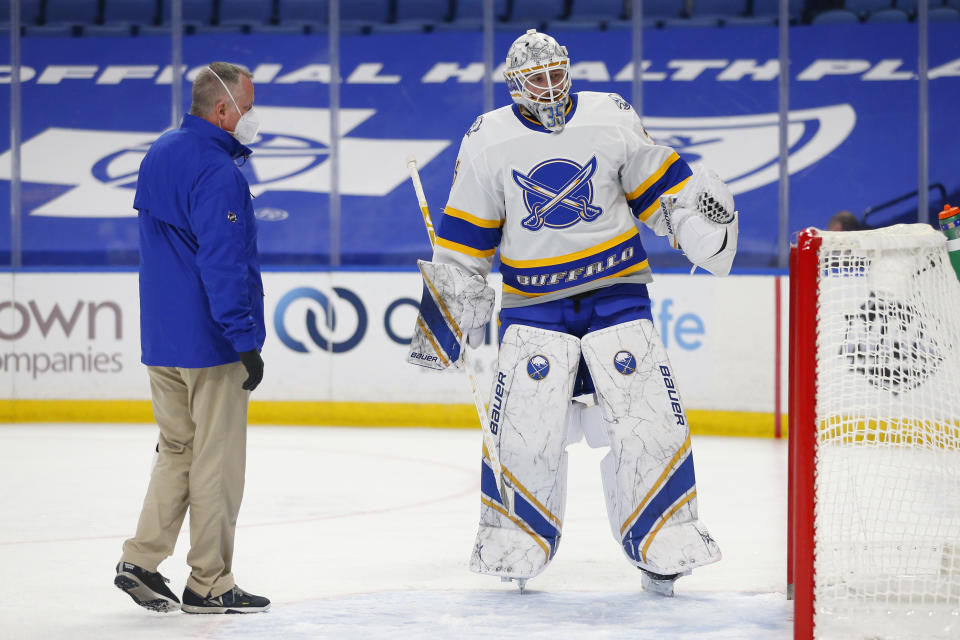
[788, 225, 960, 640]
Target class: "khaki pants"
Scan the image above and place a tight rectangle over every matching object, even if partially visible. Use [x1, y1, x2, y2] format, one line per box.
[121, 361, 249, 598]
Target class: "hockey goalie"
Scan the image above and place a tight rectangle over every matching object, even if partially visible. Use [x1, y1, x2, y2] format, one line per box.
[407, 29, 731, 596]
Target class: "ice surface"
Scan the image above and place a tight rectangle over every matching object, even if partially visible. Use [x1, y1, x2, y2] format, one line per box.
[0, 425, 790, 639]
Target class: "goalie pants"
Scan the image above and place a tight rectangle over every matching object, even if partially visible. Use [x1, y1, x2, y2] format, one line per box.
[498, 283, 653, 396]
[120, 362, 249, 598]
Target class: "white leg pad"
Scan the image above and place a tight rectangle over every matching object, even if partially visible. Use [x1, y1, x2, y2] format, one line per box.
[641, 519, 720, 575]
[470, 324, 581, 580]
[564, 401, 585, 446]
[471, 454, 569, 579]
[579, 403, 610, 448]
[581, 319, 721, 575]
[564, 401, 609, 448]
[599, 449, 620, 540]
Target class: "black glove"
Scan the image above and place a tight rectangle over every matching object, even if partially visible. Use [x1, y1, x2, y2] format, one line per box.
[238, 350, 263, 391]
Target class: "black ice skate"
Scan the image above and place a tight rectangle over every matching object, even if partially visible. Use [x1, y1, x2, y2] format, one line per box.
[114, 561, 180, 612]
[640, 568, 682, 597]
[181, 585, 271, 614]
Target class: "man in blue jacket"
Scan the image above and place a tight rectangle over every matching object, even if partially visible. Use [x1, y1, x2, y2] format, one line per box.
[114, 62, 269, 615]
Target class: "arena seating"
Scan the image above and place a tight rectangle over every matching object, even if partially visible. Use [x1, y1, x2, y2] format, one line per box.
[929, 6, 960, 19]
[8, 0, 954, 36]
[865, 7, 909, 21]
[342, 0, 392, 28]
[508, 0, 567, 23]
[368, 0, 449, 31]
[633, 0, 688, 21]
[435, 0, 509, 29]
[843, 0, 894, 18]
[687, 0, 749, 25]
[160, 0, 215, 25]
[898, 0, 960, 20]
[395, 0, 453, 24]
[567, 0, 626, 23]
[0, 0, 43, 29]
[218, 0, 276, 28]
[277, 0, 328, 24]
[605, 0, 684, 29]
[270, 0, 329, 33]
[102, 0, 158, 26]
[811, 8, 861, 23]
[141, 0, 216, 33]
[44, 0, 100, 25]
[30, 0, 99, 35]
[751, 0, 804, 23]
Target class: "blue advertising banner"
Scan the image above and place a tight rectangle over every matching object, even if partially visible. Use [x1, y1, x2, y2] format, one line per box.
[0, 24, 958, 268]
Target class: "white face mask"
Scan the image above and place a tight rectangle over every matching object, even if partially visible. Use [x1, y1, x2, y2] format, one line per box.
[208, 66, 260, 145]
[231, 107, 260, 146]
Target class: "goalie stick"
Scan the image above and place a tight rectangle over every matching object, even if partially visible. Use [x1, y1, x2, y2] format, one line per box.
[406, 156, 513, 515]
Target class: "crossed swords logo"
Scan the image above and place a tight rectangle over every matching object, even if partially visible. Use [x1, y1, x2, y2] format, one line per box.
[512, 156, 603, 231]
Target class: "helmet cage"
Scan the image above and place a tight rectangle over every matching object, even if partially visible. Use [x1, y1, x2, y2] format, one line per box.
[504, 30, 571, 132]
[506, 60, 571, 112]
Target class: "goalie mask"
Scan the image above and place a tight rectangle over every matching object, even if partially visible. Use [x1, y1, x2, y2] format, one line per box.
[504, 29, 571, 133]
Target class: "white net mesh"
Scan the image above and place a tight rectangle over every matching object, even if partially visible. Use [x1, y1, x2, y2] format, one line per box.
[813, 224, 960, 639]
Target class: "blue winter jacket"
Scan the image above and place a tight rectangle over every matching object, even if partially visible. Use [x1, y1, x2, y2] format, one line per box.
[134, 114, 265, 368]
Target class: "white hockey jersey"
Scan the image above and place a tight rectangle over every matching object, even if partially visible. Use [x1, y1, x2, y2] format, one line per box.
[435, 91, 693, 308]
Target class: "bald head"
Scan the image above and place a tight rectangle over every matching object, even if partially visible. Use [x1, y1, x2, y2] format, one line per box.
[190, 62, 254, 121]
[827, 210, 860, 232]
[189, 62, 255, 138]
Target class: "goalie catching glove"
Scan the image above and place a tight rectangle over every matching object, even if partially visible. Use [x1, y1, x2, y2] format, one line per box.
[407, 260, 495, 370]
[660, 165, 738, 276]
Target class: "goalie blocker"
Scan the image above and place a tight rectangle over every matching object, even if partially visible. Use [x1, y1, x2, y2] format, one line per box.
[407, 260, 495, 370]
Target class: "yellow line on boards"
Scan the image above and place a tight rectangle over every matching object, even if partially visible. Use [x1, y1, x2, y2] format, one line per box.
[0, 400, 479, 428]
[1, 400, 156, 423]
[0, 400, 789, 438]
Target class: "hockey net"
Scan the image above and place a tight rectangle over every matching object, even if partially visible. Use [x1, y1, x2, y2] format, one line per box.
[788, 224, 960, 640]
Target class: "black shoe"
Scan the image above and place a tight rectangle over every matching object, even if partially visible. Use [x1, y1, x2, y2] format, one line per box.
[114, 562, 180, 612]
[181, 585, 271, 614]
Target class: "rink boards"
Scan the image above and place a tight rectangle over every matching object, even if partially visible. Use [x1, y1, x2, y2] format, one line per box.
[0, 271, 787, 437]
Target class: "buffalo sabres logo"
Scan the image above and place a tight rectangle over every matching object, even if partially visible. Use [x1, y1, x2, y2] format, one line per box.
[613, 350, 636, 375]
[527, 355, 550, 381]
[512, 156, 603, 231]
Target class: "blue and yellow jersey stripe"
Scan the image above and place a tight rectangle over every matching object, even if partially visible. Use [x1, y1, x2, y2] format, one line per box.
[436, 207, 502, 258]
[499, 227, 650, 298]
[626, 152, 693, 222]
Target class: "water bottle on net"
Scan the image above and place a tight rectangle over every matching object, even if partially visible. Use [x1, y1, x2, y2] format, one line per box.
[938, 203, 960, 281]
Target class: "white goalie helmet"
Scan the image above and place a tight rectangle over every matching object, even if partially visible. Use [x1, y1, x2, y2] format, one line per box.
[504, 29, 571, 133]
